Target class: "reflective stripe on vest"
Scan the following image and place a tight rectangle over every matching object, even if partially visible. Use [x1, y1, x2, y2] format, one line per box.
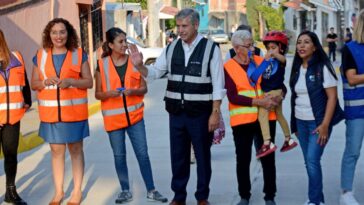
[166, 39, 214, 102]
[165, 91, 212, 101]
[0, 51, 26, 124]
[224, 57, 276, 126]
[38, 98, 88, 107]
[102, 102, 144, 116]
[98, 56, 144, 131]
[0, 102, 24, 110]
[36, 48, 88, 122]
[39, 49, 79, 80]
[342, 41, 364, 119]
[343, 83, 364, 90]
[0, 86, 22, 93]
[168, 74, 211, 84]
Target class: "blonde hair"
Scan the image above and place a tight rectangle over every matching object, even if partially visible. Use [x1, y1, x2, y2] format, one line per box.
[0, 29, 11, 68]
[353, 10, 364, 43]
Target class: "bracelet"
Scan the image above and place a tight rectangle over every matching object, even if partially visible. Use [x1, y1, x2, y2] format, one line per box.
[42, 79, 47, 87]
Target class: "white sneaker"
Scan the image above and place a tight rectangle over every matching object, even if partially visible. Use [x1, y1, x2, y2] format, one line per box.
[304, 200, 325, 205]
[340, 192, 359, 205]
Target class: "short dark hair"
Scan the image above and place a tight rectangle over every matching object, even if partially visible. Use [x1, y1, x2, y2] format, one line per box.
[236, 24, 252, 33]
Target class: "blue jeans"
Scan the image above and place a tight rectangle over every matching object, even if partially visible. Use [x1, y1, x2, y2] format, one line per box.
[296, 119, 329, 204]
[107, 119, 155, 192]
[341, 118, 364, 191]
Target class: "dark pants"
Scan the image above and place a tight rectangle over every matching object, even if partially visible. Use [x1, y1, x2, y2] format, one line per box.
[169, 112, 212, 202]
[232, 121, 277, 201]
[0, 122, 20, 186]
[328, 46, 336, 62]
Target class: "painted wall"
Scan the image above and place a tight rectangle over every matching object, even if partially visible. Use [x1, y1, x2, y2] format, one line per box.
[0, 0, 96, 100]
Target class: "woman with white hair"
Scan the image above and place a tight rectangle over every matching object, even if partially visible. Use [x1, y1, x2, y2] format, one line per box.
[224, 30, 278, 205]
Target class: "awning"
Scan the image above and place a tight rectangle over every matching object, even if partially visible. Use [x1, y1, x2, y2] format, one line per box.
[309, 0, 339, 11]
[283, 0, 315, 11]
[75, 0, 93, 5]
[159, 6, 179, 19]
[209, 12, 225, 19]
[283, 0, 302, 10]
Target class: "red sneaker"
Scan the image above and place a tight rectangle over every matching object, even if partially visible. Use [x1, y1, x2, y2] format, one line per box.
[256, 142, 277, 158]
[280, 138, 298, 152]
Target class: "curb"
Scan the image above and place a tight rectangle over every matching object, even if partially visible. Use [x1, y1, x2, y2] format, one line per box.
[0, 101, 102, 158]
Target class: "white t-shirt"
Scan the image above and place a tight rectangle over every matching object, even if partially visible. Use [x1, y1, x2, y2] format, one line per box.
[294, 65, 338, 120]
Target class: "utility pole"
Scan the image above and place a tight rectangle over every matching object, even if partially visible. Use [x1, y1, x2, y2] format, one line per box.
[147, 0, 160, 47]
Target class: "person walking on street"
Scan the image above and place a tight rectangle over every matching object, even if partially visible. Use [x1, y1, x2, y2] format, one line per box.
[224, 30, 279, 205]
[290, 31, 344, 205]
[129, 8, 225, 205]
[31, 18, 93, 205]
[344, 27, 352, 44]
[340, 9, 364, 205]
[0, 29, 31, 205]
[326, 27, 338, 62]
[94, 27, 167, 204]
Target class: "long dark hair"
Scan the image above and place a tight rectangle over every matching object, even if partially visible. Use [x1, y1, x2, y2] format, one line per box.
[101, 27, 127, 58]
[0, 29, 11, 69]
[289, 31, 337, 87]
[42, 18, 79, 50]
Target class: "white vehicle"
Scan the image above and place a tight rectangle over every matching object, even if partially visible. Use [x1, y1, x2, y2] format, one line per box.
[127, 36, 163, 65]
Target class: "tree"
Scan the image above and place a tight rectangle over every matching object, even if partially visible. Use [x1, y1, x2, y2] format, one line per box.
[246, 0, 285, 40]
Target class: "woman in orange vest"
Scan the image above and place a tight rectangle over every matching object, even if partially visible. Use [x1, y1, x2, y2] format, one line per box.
[0, 29, 31, 205]
[30, 18, 93, 205]
[224, 30, 280, 205]
[95, 27, 167, 204]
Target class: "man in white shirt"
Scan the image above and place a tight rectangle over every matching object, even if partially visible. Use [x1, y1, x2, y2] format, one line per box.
[129, 8, 225, 205]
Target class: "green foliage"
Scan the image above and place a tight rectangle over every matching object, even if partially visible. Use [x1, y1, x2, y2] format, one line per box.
[246, 0, 260, 40]
[256, 5, 284, 31]
[165, 19, 176, 30]
[246, 0, 285, 40]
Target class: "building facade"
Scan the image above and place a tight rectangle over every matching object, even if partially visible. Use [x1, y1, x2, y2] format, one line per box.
[0, 0, 106, 78]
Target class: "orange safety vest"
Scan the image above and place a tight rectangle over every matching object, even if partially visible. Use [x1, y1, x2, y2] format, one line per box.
[0, 51, 26, 124]
[224, 56, 276, 127]
[36, 48, 88, 123]
[98, 56, 144, 131]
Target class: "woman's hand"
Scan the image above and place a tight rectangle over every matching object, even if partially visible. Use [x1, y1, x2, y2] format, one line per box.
[122, 89, 134, 96]
[107, 90, 122, 98]
[313, 123, 329, 146]
[58, 78, 74, 89]
[259, 95, 277, 110]
[44, 77, 60, 86]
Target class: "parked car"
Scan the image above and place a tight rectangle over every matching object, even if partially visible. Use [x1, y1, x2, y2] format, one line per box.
[127, 36, 163, 65]
[209, 29, 229, 44]
[199, 29, 209, 38]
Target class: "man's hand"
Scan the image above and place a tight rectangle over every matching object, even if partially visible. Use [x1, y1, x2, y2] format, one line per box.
[208, 111, 220, 132]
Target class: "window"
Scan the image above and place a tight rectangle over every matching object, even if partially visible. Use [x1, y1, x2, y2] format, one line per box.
[79, 6, 89, 53]
[91, 0, 103, 51]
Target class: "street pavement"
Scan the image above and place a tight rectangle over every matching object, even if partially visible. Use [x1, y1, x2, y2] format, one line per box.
[1, 53, 364, 205]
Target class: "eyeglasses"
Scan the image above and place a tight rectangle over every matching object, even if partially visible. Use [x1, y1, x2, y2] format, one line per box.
[237, 44, 254, 49]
